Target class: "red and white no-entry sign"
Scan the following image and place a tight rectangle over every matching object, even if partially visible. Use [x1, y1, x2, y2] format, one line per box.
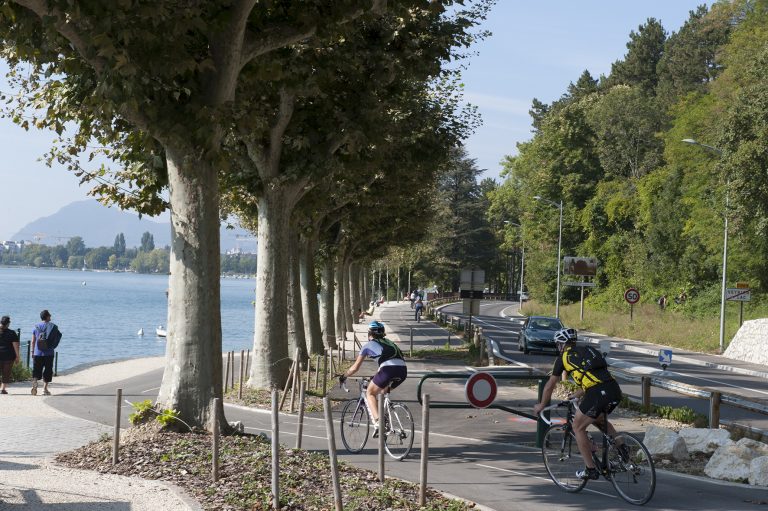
[465, 372, 497, 408]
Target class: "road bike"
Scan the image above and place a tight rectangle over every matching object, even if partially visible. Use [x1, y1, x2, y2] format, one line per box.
[338, 376, 415, 460]
[415, 307, 423, 322]
[539, 399, 656, 505]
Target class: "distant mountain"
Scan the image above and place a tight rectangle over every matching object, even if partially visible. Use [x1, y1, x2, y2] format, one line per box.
[11, 199, 257, 253]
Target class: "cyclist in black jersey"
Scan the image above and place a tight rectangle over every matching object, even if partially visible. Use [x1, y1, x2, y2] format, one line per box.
[534, 328, 623, 480]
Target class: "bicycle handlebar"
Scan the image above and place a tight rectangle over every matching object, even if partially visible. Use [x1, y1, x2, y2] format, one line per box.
[538, 398, 578, 426]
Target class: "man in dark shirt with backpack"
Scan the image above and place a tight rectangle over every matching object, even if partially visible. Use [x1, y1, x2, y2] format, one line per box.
[534, 328, 623, 480]
[31, 309, 61, 396]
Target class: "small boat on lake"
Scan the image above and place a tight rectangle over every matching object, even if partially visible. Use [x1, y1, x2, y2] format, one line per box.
[156, 326, 167, 337]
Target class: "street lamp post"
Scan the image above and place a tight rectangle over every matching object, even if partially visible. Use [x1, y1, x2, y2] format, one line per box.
[533, 196, 563, 318]
[682, 138, 727, 353]
[505, 221, 525, 312]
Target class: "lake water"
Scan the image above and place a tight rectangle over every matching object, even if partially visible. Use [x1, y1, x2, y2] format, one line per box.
[0, 267, 256, 371]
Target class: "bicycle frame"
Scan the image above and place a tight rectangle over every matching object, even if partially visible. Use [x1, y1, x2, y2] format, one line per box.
[339, 377, 414, 460]
[539, 399, 656, 505]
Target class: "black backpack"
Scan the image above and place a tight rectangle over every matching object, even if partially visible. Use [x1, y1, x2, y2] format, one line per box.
[564, 345, 607, 375]
[373, 337, 404, 365]
[37, 324, 62, 351]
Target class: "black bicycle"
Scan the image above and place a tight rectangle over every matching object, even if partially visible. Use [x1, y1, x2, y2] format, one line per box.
[539, 399, 656, 505]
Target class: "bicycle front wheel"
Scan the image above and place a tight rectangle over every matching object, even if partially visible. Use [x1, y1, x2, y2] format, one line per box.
[340, 399, 369, 453]
[608, 432, 656, 505]
[541, 425, 588, 492]
[384, 403, 415, 460]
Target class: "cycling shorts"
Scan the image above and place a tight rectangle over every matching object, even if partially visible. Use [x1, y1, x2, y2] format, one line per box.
[372, 365, 407, 390]
[579, 379, 622, 419]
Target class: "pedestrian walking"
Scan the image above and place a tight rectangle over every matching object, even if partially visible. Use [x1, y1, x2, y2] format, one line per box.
[31, 309, 59, 396]
[0, 316, 20, 394]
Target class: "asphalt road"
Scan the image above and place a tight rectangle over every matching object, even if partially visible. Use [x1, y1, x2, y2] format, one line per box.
[440, 300, 768, 433]
[49, 300, 768, 510]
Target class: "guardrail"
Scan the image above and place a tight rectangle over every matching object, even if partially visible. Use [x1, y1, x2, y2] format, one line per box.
[417, 370, 552, 446]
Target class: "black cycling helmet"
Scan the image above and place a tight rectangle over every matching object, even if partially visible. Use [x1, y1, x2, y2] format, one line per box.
[368, 320, 385, 338]
[553, 328, 577, 345]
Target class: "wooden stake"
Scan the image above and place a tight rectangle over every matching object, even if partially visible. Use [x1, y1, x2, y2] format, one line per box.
[323, 397, 344, 511]
[112, 388, 122, 465]
[212, 397, 220, 482]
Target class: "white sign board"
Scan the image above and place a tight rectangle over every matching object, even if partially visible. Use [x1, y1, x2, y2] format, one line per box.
[462, 299, 480, 315]
[726, 288, 751, 302]
[460, 269, 486, 290]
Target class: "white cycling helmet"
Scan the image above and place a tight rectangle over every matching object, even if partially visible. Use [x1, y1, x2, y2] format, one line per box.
[553, 328, 578, 345]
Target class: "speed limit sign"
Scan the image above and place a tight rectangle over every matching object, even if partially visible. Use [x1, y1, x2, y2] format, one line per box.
[624, 288, 640, 304]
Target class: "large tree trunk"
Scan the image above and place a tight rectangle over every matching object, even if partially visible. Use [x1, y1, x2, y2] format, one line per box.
[287, 227, 308, 364]
[320, 257, 337, 349]
[300, 235, 324, 354]
[250, 188, 291, 388]
[334, 254, 347, 348]
[158, 149, 225, 430]
[344, 258, 357, 339]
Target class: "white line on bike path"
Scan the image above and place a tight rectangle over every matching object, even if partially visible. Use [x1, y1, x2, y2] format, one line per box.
[475, 464, 618, 499]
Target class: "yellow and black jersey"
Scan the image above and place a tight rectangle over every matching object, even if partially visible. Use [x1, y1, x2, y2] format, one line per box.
[552, 346, 612, 390]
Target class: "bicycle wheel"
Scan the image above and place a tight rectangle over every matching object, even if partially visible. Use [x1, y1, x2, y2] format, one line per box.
[384, 403, 415, 460]
[608, 432, 656, 505]
[541, 425, 588, 492]
[340, 399, 369, 453]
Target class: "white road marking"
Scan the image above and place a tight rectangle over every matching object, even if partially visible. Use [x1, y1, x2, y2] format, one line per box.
[475, 463, 618, 498]
[141, 387, 160, 394]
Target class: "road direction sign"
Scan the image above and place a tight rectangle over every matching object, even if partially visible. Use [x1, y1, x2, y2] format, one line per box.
[460, 269, 486, 290]
[564, 281, 596, 287]
[465, 372, 497, 408]
[726, 288, 751, 302]
[460, 289, 485, 299]
[624, 288, 640, 305]
[658, 349, 673, 370]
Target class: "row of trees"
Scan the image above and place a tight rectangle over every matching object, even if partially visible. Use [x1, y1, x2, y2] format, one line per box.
[0, 1, 492, 429]
[368, 1, 768, 328]
[481, 1, 767, 314]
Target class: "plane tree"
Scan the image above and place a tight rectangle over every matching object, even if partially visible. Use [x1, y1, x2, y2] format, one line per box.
[0, 0, 394, 429]
[219, 2, 490, 388]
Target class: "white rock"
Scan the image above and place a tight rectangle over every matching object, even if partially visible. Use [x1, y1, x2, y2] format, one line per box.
[725, 319, 768, 365]
[750, 456, 768, 486]
[704, 439, 768, 482]
[643, 425, 688, 461]
[678, 428, 731, 454]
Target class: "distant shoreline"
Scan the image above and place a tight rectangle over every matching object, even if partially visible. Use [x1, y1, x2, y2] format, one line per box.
[0, 265, 255, 279]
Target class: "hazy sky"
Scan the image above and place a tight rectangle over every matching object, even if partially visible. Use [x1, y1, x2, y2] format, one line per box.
[0, 2, 710, 240]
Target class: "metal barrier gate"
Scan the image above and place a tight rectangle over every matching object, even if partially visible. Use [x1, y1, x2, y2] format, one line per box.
[416, 369, 552, 446]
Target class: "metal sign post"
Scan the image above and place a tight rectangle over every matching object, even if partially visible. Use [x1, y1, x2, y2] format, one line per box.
[624, 288, 640, 321]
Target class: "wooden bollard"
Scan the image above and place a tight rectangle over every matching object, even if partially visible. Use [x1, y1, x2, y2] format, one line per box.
[279, 359, 296, 411]
[305, 356, 311, 390]
[322, 352, 329, 396]
[112, 388, 122, 464]
[290, 348, 300, 413]
[230, 351, 236, 389]
[246, 349, 251, 378]
[296, 382, 306, 449]
[323, 397, 344, 511]
[641, 376, 651, 414]
[315, 354, 321, 390]
[238, 350, 245, 399]
[419, 394, 430, 506]
[224, 352, 230, 392]
[271, 389, 280, 510]
[212, 397, 220, 481]
[709, 391, 721, 429]
[378, 394, 385, 482]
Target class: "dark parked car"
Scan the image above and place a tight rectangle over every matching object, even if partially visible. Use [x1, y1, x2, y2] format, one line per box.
[517, 316, 565, 354]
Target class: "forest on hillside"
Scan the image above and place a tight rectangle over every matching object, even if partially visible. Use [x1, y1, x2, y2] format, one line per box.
[396, 1, 768, 316]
